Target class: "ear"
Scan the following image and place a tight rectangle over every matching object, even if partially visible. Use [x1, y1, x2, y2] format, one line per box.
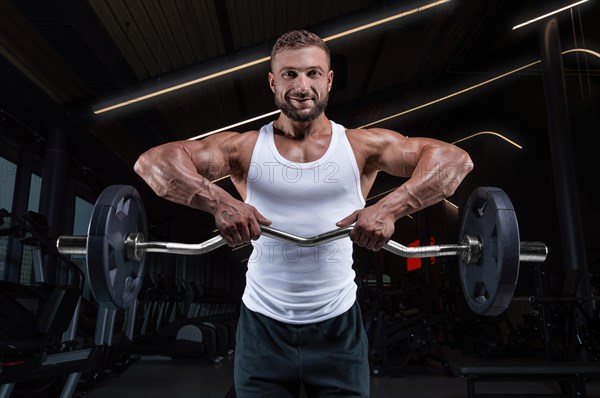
[327, 70, 334, 92]
[268, 72, 276, 93]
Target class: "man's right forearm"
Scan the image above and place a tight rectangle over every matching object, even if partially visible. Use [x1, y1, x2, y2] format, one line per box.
[134, 143, 232, 215]
[135, 139, 270, 245]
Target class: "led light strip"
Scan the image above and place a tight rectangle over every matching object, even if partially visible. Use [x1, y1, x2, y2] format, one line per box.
[323, 0, 450, 41]
[512, 0, 589, 30]
[93, 0, 450, 115]
[94, 57, 270, 114]
[451, 131, 522, 149]
[188, 110, 281, 140]
[357, 61, 540, 128]
[358, 48, 598, 129]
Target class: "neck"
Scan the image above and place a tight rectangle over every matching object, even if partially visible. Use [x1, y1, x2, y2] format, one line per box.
[273, 114, 330, 139]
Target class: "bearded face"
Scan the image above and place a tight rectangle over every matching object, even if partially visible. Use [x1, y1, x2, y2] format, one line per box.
[269, 47, 333, 123]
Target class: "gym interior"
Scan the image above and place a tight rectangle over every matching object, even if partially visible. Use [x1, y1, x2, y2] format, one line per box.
[1, 1, 600, 397]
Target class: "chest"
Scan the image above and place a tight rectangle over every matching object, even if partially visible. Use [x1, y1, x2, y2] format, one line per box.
[272, 133, 331, 163]
[249, 132, 362, 204]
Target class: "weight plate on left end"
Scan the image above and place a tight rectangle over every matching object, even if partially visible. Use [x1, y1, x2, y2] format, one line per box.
[86, 185, 147, 309]
[459, 187, 520, 316]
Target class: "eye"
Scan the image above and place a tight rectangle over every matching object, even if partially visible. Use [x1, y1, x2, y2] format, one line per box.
[282, 71, 297, 78]
[308, 70, 322, 77]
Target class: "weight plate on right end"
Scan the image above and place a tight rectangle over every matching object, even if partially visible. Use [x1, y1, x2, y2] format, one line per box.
[458, 187, 520, 316]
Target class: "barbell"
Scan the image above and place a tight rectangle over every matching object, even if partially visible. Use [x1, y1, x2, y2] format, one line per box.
[56, 185, 548, 316]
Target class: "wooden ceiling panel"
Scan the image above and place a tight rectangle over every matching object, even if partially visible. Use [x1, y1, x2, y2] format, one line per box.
[185, 0, 226, 61]
[88, 0, 225, 80]
[125, 0, 176, 73]
[226, 0, 371, 51]
[87, 0, 154, 78]
[159, 1, 198, 66]
[0, 0, 88, 104]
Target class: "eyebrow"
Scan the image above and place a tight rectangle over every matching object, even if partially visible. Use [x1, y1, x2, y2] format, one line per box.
[279, 65, 325, 72]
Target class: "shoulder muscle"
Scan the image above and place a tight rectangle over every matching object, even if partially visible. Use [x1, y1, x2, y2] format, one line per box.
[188, 130, 259, 180]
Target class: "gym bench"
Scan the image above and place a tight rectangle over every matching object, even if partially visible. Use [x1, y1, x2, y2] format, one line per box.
[454, 361, 600, 398]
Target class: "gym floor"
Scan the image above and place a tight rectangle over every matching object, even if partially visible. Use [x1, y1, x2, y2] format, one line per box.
[78, 350, 600, 398]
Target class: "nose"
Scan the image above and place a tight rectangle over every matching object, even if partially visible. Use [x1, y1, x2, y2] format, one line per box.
[295, 74, 311, 93]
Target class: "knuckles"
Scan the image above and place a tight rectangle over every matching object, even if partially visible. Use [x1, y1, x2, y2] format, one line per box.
[349, 220, 394, 251]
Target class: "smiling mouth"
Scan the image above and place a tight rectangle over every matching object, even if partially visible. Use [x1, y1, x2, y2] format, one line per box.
[289, 97, 314, 104]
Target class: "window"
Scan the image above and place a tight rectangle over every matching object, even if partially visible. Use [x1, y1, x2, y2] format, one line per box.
[19, 173, 43, 284]
[0, 155, 17, 211]
[27, 174, 42, 212]
[74, 197, 93, 235]
[73, 196, 94, 299]
[0, 156, 17, 279]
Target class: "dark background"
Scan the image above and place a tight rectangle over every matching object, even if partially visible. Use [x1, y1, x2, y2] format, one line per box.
[0, 0, 599, 303]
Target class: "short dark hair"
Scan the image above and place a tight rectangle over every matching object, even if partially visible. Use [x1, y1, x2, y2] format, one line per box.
[270, 30, 330, 69]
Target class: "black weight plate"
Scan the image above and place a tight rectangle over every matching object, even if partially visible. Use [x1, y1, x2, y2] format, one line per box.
[459, 187, 520, 316]
[86, 185, 147, 309]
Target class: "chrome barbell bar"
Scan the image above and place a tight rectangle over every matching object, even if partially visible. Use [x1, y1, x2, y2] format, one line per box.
[57, 224, 548, 264]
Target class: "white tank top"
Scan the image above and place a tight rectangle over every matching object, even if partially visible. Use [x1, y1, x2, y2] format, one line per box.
[243, 120, 365, 324]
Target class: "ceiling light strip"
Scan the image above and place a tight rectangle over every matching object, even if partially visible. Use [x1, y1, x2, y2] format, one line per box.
[563, 48, 600, 58]
[358, 60, 541, 128]
[93, 0, 450, 115]
[188, 110, 281, 140]
[444, 199, 459, 209]
[323, 0, 450, 42]
[512, 0, 589, 30]
[451, 131, 522, 149]
[94, 57, 270, 114]
[357, 48, 597, 129]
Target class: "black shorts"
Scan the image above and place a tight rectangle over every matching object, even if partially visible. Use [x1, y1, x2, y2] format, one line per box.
[234, 301, 370, 398]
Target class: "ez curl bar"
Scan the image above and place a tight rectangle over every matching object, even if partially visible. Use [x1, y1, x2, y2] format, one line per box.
[57, 185, 547, 316]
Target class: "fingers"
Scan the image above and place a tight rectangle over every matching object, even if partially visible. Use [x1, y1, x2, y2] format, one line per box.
[223, 220, 254, 247]
[340, 209, 394, 251]
[336, 211, 359, 227]
[218, 204, 271, 247]
[249, 208, 271, 240]
[254, 208, 272, 226]
[351, 223, 390, 251]
[224, 224, 246, 247]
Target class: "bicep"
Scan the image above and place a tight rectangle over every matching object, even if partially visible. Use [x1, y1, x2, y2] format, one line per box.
[372, 130, 472, 180]
[188, 133, 238, 180]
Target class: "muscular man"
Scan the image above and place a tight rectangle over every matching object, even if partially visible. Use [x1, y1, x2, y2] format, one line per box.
[135, 30, 473, 398]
